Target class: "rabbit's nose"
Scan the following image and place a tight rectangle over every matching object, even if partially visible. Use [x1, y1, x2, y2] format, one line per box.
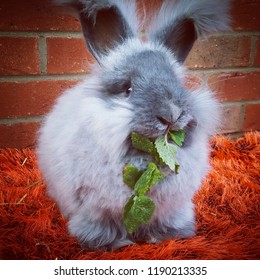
[156, 106, 182, 127]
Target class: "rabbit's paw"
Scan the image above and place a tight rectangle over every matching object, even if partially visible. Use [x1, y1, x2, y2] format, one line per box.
[80, 238, 134, 251]
[68, 214, 134, 251]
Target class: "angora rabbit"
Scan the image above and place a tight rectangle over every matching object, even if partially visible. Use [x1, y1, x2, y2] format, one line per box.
[37, 0, 230, 250]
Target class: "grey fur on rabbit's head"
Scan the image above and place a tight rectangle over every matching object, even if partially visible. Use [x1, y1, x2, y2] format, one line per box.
[38, 0, 230, 250]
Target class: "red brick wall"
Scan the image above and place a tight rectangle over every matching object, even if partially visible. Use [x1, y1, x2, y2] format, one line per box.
[0, 0, 259, 148]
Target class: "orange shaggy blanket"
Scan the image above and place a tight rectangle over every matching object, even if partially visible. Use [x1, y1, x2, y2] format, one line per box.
[0, 133, 259, 260]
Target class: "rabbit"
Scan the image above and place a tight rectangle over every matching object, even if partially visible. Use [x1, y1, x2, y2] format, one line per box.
[37, 0, 230, 250]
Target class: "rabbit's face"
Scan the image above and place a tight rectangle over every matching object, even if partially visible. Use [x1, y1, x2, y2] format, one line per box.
[100, 41, 196, 142]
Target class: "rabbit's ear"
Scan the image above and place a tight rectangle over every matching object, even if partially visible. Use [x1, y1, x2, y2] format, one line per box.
[154, 18, 197, 64]
[149, 0, 231, 63]
[79, 3, 134, 61]
[54, 0, 137, 61]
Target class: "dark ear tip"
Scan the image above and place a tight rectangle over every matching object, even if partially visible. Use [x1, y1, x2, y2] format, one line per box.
[163, 18, 197, 63]
[77, 2, 134, 62]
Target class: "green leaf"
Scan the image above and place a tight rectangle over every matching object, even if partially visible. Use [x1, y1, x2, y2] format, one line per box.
[175, 163, 180, 174]
[148, 162, 165, 187]
[131, 132, 160, 162]
[123, 164, 143, 189]
[124, 194, 135, 214]
[155, 135, 178, 171]
[123, 214, 140, 234]
[134, 162, 164, 196]
[131, 132, 155, 154]
[168, 130, 185, 147]
[123, 195, 140, 233]
[123, 195, 156, 233]
[131, 196, 156, 224]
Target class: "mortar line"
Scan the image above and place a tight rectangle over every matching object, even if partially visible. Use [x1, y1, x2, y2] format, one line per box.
[0, 116, 43, 125]
[0, 74, 86, 82]
[221, 132, 245, 139]
[208, 31, 260, 37]
[221, 99, 260, 106]
[0, 31, 83, 38]
[38, 36, 47, 74]
[187, 67, 260, 74]
[0, 30, 260, 37]
[249, 36, 258, 66]
[239, 103, 246, 131]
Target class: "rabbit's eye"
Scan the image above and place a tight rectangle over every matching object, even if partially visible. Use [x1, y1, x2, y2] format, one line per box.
[125, 87, 132, 96]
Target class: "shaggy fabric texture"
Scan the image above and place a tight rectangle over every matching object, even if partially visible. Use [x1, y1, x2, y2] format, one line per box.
[0, 133, 259, 260]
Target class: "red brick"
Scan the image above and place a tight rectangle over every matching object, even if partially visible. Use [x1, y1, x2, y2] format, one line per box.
[208, 72, 260, 102]
[185, 36, 251, 69]
[184, 74, 203, 90]
[231, 0, 260, 31]
[220, 104, 242, 134]
[0, 80, 79, 118]
[0, 0, 81, 32]
[253, 36, 260, 66]
[0, 37, 40, 75]
[243, 103, 260, 131]
[0, 122, 39, 148]
[47, 37, 94, 74]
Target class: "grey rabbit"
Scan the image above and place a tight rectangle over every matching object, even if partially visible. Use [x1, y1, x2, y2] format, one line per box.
[37, 0, 230, 250]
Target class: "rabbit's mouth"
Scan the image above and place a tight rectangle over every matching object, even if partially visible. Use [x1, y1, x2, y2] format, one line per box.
[128, 117, 197, 149]
[131, 107, 196, 140]
[129, 123, 170, 140]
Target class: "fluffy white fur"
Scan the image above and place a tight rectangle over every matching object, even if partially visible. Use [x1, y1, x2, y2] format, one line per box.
[37, 0, 230, 249]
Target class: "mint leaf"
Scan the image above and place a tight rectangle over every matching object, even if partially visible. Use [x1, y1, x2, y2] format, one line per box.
[123, 195, 140, 233]
[131, 132, 155, 154]
[149, 163, 165, 186]
[123, 195, 156, 233]
[131, 132, 160, 162]
[124, 194, 135, 214]
[134, 162, 164, 196]
[168, 130, 185, 147]
[123, 213, 140, 234]
[131, 196, 156, 224]
[175, 163, 180, 174]
[155, 135, 178, 171]
[123, 164, 143, 189]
